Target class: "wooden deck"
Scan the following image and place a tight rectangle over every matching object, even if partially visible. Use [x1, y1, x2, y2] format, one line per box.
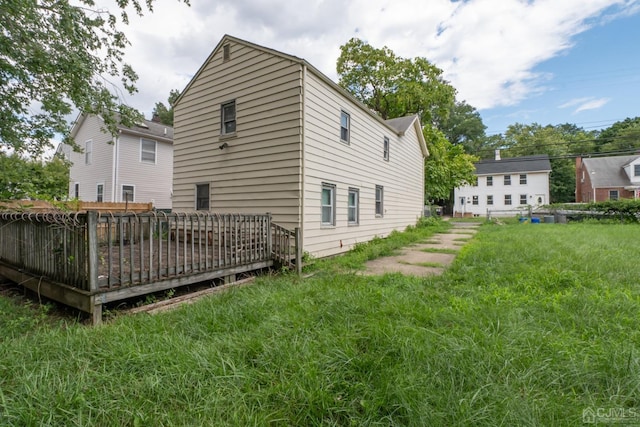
[0, 211, 299, 324]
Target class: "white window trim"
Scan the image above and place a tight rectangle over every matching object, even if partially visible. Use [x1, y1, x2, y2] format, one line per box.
[121, 184, 135, 203]
[221, 100, 236, 136]
[96, 183, 104, 203]
[85, 140, 92, 165]
[383, 136, 389, 161]
[520, 174, 527, 185]
[486, 176, 493, 187]
[340, 110, 350, 144]
[321, 183, 336, 226]
[504, 194, 512, 205]
[195, 183, 210, 211]
[487, 195, 493, 205]
[140, 138, 157, 164]
[504, 175, 511, 186]
[609, 190, 619, 200]
[520, 194, 527, 205]
[375, 185, 384, 217]
[348, 187, 359, 225]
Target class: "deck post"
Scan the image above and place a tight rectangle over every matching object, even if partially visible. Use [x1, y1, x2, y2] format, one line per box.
[87, 211, 99, 292]
[295, 227, 302, 276]
[266, 212, 272, 257]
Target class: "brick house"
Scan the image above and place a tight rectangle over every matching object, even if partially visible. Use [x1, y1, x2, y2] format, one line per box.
[575, 155, 640, 202]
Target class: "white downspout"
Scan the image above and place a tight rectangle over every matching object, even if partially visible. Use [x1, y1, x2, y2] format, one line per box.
[111, 136, 117, 202]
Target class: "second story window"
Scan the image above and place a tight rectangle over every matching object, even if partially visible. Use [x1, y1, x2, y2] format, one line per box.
[140, 138, 157, 163]
[634, 164, 640, 177]
[520, 174, 527, 185]
[504, 175, 511, 186]
[340, 111, 350, 143]
[221, 100, 236, 135]
[383, 137, 389, 161]
[85, 140, 92, 165]
[486, 176, 493, 186]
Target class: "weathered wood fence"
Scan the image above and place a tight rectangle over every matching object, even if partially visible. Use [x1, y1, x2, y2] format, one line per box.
[0, 211, 299, 323]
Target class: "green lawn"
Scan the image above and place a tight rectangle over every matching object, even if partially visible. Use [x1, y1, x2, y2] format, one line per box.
[1, 222, 640, 426]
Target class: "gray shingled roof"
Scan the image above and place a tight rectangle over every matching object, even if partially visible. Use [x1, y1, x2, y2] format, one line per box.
[117, 118, 174, 142]
[582, 155, 640, 187]
[385, 115, 418, 134]
[474, 155, 551, 175]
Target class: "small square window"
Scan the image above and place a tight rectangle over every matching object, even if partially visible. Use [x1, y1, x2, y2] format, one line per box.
[472, 196, 478, 205]
[504, 194, 512, 205]
[520, 194, 527, 205]
[375, 185, 384, 217]
[609, 190, 619, 200]
[504, 175, 511, 185]
[321, 183, 336, 226]
[221, 100, 236, 135]
[486, 176, 493, 186]
[141, 138, 156, 163]
[96, 184, 104, 202]
[348, 188, 359, 225]
[634, 164, 640, 177]
[383, 137, 389, 161]
[340, 111, 350, 143]
[487, 195, 493, 205]
[196, 184, 210, 210]
[520, 174, 527, 185]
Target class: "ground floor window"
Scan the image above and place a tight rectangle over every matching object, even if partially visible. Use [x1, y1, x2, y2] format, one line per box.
[97, 184, 104, 202]
[74, 183, 79, 199]
[504, 194, 512, 205]
[487, 195, 493, 205]
[122, 185, 134, 202]
[609, 190, 619, 200]
[472, 195, 478, 205]
[375, 185, 384, 217]
[196, 183, 210, 210]
[321, 183, 336, 225]
[348, 188, 359, 225]
[520, 194, 527, 205]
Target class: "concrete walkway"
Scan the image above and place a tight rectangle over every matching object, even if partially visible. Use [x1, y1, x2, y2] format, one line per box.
[360, 221, 481, 276]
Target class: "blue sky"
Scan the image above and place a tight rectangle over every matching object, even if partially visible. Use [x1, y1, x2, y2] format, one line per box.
[481, 8, 640, 135]
[108, 0, 640, 138]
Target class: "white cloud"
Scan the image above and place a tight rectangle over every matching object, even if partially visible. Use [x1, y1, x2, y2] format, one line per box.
[100, 0, 639, 118]
[559, 96, 611, 113]
[576, 98, 611, 113]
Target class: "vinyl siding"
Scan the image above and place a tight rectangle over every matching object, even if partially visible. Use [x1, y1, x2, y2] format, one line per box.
[67, 115, 114, 202]
[302, 71, 425, 257]
[173, 41, 303, 229]
[114, 133, 173, 209]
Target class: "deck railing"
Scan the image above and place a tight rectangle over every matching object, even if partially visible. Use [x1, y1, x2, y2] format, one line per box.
[0, 211, 298, 293]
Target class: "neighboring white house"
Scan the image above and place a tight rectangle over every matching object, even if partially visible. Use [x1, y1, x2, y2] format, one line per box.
[57, 114, 173, 209]
[453, 151, 551, 217]
[172, 35, 428, 257]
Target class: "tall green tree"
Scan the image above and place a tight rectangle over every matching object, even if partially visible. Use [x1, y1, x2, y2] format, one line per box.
[152, 89, 181, 126]
[595, 117, 640, 154]
[424, 127, 478, 202]
[0, 152, 69, 200]
[337, 38, 456, 126]
[434, 100, 487, 154]
[0, 0, 189, 156]
[336, 38, 476, 201]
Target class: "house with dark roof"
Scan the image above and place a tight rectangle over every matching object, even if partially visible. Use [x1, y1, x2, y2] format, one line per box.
[576, 155, 640, 202]
[57, 113, 174, 209]
[453, 151, 551, 217]
[172, 34, 428, 257]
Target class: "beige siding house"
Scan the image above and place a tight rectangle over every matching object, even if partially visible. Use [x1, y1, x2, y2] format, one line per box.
[59, 114, 174, 209]
[174, 35, 427, 257]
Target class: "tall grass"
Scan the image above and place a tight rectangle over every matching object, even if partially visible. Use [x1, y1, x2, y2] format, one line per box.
[1, 222, 640, 425]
